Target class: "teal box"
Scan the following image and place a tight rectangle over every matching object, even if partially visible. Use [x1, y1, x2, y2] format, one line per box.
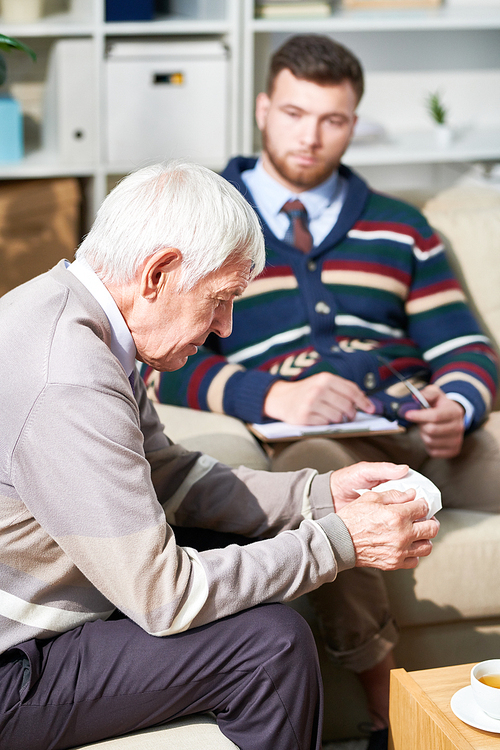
[0, 95, 23, 163]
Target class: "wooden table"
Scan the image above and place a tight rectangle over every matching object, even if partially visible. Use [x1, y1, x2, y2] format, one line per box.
[389, 663, 500, 750]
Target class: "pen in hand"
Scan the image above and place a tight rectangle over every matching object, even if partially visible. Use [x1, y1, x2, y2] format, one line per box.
[376, 355, 431, 409]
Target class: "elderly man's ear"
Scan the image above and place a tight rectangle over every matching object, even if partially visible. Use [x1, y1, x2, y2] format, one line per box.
[140, 248, 183, 301]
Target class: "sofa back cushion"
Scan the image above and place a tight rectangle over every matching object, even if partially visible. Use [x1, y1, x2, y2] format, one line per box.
[423, 185, 500, 356]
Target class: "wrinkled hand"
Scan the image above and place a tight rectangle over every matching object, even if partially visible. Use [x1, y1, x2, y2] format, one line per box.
[264, 372, 375, 425]
[329, 461, 409, 512]
[337, 488, 439, 570]
[404, 385, 465, 458]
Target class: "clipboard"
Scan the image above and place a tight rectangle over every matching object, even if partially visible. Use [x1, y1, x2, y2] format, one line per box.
[247, 412, 405, 444]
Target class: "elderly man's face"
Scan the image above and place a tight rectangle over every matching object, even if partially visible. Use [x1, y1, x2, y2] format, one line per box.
[255, 69, 358, 192]
[135, 256, 252, 372]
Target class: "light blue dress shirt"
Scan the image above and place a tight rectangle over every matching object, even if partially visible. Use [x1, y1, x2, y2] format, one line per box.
[242, 158, 347, 247]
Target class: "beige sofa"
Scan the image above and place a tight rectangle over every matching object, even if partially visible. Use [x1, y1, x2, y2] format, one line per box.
[75, 184, 500, 748]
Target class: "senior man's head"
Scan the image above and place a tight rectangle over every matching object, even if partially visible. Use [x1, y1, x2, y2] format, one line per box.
[77, 161, 265, 372]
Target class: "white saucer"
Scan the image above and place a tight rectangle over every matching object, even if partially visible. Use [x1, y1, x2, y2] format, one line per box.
[450, 685, 500, 733]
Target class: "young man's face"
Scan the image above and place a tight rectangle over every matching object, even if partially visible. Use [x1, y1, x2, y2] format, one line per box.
[255, 68, 358, 192]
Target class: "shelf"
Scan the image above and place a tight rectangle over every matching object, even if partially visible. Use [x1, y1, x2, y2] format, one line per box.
[250, 5, 500, 32]
[345, 127, 500, 166]
[0, 15, 95, 37]
[0, 150, 96, 179]
[0, 18, 232, 38]
[104, 157, 228, 174]
[102, 17, 232, 36]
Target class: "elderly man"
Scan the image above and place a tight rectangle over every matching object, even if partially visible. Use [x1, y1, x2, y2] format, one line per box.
[143, 36, 500, 748]
[0, 161, 438, 750]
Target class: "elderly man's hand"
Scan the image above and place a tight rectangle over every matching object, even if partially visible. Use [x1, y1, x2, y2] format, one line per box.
[337, 489, 439, 570]
[404, 384, 465, 459]
[329, 461, 409, 512]
[263, 372, 375, 425]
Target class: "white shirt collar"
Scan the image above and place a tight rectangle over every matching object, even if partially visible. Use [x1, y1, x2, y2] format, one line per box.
[66, 257, 136, 378]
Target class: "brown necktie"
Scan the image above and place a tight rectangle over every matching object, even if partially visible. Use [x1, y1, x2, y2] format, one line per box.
[281, 199, 313, 254]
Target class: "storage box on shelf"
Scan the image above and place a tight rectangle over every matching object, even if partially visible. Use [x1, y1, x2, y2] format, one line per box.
[105, 40, 229, 173]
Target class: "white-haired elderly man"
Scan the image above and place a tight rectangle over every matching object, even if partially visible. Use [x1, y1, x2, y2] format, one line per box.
[0, 160, 438, 750]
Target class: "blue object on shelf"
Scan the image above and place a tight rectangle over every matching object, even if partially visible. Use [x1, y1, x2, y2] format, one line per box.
[106, 0, 155, 21]
[0, 95, 23, 163]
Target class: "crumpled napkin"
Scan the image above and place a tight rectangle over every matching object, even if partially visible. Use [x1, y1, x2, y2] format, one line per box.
[355, 468, 441, 520]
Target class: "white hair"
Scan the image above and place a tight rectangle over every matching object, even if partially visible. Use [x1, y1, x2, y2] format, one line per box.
[76, 160, 265, 289]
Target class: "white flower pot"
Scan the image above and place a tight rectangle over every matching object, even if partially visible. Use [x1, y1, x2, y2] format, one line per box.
[2, 0, 43, 23]
[434, 124, 453, 148]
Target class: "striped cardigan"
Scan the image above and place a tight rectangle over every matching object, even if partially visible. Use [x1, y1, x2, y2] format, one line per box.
[142, 157, 497, 431]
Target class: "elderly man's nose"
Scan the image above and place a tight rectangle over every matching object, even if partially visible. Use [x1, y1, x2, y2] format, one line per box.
[214, 307, 233, 338]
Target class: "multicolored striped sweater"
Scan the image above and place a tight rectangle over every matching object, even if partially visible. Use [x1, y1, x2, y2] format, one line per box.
[142, 157, 497, 431]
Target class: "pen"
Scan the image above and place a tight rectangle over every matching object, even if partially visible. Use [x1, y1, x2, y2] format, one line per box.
[376, 355, 431, 409]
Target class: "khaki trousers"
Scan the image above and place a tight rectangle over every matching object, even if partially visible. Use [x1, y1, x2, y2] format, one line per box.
[272, 412, 500, 672]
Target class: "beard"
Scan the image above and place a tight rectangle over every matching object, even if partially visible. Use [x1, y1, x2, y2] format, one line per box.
[261, 128, 340, 191]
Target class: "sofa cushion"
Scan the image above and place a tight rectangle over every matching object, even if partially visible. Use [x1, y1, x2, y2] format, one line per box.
[152, 403, 270, 470]
[72, 713, 238, 749]
[423, 185, 500, 355]
[384, 509, 500, 627]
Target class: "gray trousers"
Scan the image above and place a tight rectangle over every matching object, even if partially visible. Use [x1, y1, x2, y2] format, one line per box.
[0, 603, 323, 750]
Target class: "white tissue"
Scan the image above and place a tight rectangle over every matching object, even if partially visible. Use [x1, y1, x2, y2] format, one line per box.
[355, 468, 441, 520]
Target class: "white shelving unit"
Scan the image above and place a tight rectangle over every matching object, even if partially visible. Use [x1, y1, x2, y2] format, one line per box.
[1, 0, 499, 225]
[0, 0, 240, 221]
[242, 0, 500, 193]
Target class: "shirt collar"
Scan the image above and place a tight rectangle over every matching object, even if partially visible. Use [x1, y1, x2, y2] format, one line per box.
[66, 258, 136, 378]
[246, 158, 339, 222]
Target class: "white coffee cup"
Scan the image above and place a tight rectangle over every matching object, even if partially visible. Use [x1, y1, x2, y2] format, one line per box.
[471, 660, 500, 719]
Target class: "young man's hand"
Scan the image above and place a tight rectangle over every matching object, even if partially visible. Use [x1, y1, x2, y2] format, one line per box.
[404, 385, 465, 458]
[264, 372, 375, 425]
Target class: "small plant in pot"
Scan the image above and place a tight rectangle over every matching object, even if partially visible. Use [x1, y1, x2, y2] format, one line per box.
[0, 35, 36, 86]
[426, 90, 452, 148]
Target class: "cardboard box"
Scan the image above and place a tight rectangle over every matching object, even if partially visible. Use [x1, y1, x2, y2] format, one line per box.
[0, 178, 81, 296]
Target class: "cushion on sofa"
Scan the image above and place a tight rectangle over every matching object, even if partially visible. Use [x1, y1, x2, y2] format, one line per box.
[72, 713, 238, 749]
[153, 403, 270, 470]
[423, 185, 500, 356]
[384, 509, 500, 627]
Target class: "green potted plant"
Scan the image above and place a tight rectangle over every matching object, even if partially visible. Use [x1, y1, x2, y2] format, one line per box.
[425, 90, 452, 148]
[0, 35, 36, 86]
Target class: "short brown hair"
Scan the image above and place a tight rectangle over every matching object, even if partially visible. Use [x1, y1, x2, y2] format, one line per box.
[267, 34, 364, 104]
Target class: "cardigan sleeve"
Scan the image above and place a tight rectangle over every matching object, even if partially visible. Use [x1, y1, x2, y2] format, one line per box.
[403, 212, 497, 429]
[141, 344, 280, 423]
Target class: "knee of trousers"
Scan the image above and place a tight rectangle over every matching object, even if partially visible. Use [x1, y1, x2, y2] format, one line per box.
[244, 603, 319, 667]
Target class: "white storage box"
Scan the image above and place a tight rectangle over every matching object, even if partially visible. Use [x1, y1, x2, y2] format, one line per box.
[43, 39, 97, 165]
[106, 41, 229, 170]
